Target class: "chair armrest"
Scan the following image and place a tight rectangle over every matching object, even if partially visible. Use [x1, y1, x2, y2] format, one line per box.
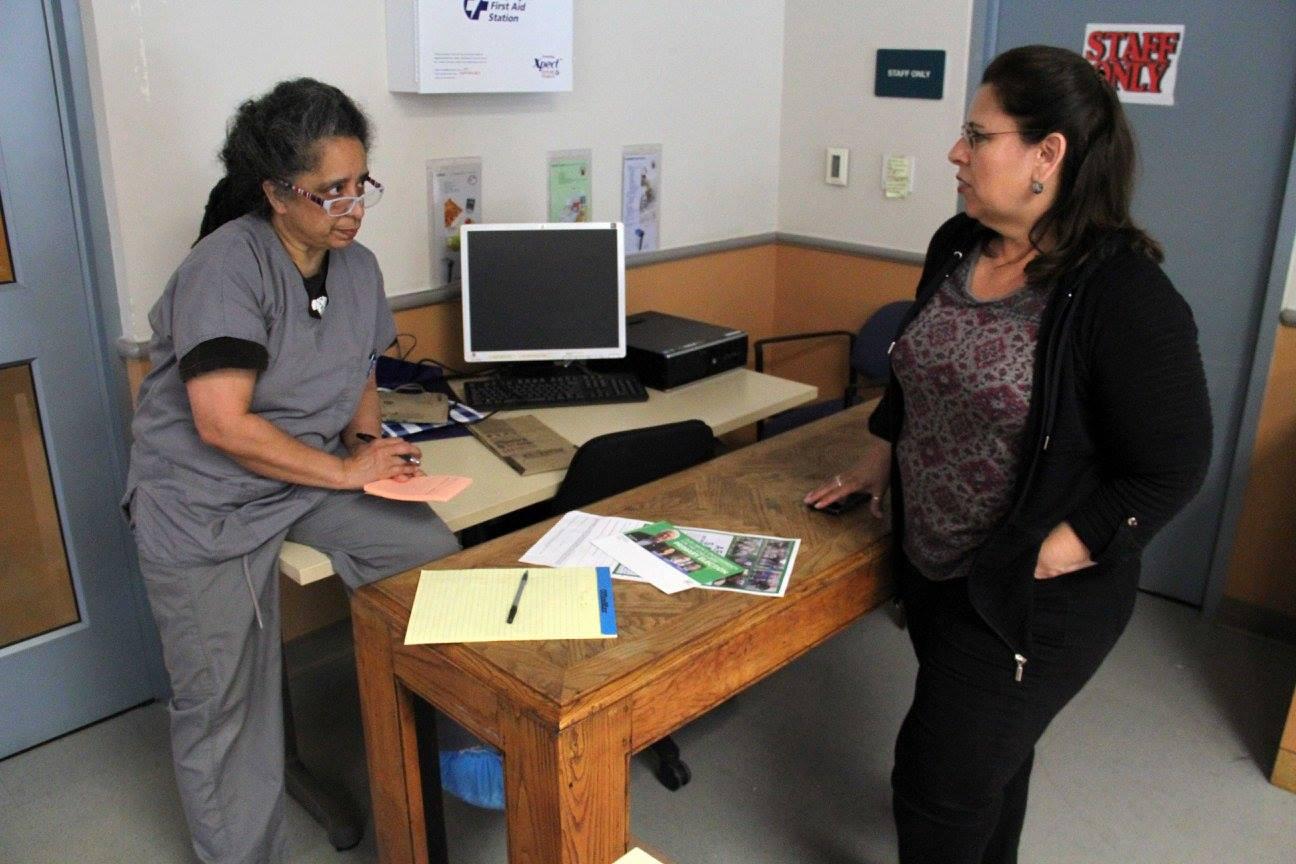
[753, 330, 855, 373]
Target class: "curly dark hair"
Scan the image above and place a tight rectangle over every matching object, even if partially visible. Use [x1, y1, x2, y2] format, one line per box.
[981, 45, 1162, 286]
[196, 78, 371, 243]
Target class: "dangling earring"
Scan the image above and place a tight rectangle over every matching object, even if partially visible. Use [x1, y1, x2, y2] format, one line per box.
[1031, 180, 1045, 195]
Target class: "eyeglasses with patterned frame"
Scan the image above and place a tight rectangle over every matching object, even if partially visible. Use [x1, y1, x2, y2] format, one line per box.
[276, 176, 383, 217]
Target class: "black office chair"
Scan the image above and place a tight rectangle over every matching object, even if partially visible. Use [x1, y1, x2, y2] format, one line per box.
[753, 299, 912, 439]
[548, 418, 716, 791]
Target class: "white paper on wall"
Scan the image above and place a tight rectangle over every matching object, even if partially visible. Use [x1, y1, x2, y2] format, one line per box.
[621, 145, 662, 255]
[427, 157, 483, 290]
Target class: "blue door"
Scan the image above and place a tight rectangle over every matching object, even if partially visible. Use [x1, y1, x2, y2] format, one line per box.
[0, 0, 156, 756]
[983, 1, 1296, 604]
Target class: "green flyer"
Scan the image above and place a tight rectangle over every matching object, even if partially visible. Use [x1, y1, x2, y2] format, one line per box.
[547, 150, 591, 222]
[622, 521, 744, 586]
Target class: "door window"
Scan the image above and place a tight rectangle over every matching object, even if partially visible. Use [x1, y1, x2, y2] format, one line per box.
[0, 362, 80, 648]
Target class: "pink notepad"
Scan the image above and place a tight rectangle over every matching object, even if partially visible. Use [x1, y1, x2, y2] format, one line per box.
[363, 475, 473, 502]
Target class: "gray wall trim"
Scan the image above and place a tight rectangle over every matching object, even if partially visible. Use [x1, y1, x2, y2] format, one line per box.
[116, 336, 150, 359]
[117, 231, 922, 355]
[632, 232, 778, 265]
[390, 234, 782, 310]
[388, 285, 460, 312]
[774, 233, 925, 264]
[1202, 130, 1296, 618]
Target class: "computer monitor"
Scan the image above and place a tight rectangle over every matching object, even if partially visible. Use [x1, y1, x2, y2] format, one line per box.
[460, 222, 626, 363]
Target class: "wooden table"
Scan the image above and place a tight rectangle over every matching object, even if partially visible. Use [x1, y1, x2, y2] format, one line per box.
[352, 405, 891, 864]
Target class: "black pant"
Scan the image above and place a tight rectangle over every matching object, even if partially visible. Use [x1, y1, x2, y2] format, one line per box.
[891, 561, 1135, 864]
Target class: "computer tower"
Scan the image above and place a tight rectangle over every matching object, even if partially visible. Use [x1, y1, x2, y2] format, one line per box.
[624, 311, 748, 390]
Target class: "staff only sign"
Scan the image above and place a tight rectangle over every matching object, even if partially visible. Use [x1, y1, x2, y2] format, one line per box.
[1082, 24, 1185, 106]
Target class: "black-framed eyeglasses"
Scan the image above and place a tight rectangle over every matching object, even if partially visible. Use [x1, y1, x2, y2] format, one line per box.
[959, 123, 1042, 149]
[276, 176, 384, 217]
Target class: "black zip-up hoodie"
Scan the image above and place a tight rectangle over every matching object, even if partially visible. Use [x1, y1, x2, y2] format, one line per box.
[869, 214, 1213, 671]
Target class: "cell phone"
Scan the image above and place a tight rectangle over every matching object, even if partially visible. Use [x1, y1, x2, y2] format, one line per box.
[813, 491, 872, 515]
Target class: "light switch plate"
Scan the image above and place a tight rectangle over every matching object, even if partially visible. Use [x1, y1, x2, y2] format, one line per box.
[825, 147, 849, 186]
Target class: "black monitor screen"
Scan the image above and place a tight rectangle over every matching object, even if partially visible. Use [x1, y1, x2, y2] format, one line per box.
[461, 224, 626, 362]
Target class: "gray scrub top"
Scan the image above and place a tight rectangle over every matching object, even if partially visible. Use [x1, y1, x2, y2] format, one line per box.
[125, 214, 397, 567]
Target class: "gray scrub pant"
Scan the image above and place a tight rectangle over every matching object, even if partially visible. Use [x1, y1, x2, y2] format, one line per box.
[136, 491, 459, 864]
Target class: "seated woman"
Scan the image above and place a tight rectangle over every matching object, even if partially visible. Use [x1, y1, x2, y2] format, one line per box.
[124, 78, 459, 864]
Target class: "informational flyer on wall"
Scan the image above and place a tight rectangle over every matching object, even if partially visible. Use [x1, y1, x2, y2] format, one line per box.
[391, 0, 572, 93]
[547, 149, 592, 222]
[426, 157, 482, 290]
[1082, 24, 1184, 106]
[621, 145, 661, 255]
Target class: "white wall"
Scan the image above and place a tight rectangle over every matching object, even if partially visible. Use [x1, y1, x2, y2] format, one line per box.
[84, 1, 787, 342]
[778, 0, 974, 254]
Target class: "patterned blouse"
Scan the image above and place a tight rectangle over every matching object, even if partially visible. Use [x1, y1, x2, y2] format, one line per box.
[891, 247, 1049, 581]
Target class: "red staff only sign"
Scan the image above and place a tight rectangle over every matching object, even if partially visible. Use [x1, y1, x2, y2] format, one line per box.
[1082, 24, 1185, 106]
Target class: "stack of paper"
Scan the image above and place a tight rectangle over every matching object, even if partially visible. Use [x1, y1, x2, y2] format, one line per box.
[364, 475, 472, 502]
[522, 511, 800, 598]
[593, 520, 741, 591]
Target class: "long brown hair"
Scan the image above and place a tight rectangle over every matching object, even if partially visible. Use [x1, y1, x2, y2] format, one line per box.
[982, 45, 1162, 286]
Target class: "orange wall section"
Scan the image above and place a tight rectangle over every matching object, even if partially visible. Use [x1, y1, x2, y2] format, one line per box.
[1223, 324, 1296, 619]
[768, 244, 922, 404]
[626, 243, 780, 341]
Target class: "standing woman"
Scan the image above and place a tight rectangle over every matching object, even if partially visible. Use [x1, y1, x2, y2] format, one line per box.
[124, 79, 459, 863]
[805, 46, 1211, 862]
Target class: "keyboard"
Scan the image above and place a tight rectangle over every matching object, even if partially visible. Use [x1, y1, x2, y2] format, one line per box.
[462, 371, 649, 411]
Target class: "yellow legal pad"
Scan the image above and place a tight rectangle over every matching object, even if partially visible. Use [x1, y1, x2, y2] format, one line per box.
[404, 567, 618, 645]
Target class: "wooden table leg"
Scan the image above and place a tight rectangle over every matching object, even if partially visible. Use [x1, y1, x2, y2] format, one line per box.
[501, 699, 632, 864]
[354, 602, 424, 864]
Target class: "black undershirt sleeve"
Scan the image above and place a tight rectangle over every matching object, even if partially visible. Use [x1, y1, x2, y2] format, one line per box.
[178, 253, 328, 381]
[178, 336, 269, 382]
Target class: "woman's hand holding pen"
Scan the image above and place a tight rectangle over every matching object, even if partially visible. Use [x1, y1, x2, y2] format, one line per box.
[804, 435, 892, 519]
[345, 432, 423, 487]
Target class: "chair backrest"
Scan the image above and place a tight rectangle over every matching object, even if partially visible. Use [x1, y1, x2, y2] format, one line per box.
[549, 419, 715, 515]
[851, 300, 913, 383]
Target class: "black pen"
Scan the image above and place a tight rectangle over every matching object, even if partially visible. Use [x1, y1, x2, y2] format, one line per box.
[506, 570, 529, 624]
[354, 432, 420, 465]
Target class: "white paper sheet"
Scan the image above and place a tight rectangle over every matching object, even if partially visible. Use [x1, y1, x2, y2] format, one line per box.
[591, 534, 695, 595]
[520, 510, 646, 569]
